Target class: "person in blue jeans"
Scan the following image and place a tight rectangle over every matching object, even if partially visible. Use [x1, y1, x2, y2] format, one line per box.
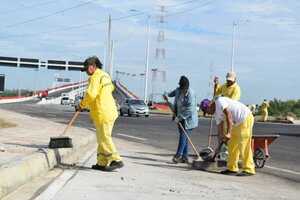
[164, 76, 198, 164]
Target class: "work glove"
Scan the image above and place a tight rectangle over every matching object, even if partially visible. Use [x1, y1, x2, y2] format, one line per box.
[77, 105, 83, 112]
[162, 93, 168, 101]
[174, 117, 180, 124]
[172, 114, 176, 121]
[222, 132, 231, 143]
[214, 76, 219, 85]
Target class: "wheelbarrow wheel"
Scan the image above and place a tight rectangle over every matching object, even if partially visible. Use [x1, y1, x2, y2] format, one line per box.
[254, 148, 266, 168]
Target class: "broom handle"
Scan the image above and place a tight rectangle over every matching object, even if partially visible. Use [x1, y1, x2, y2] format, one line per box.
[163, 94, 200, 158]
[61, 111, 80, 136]
[208, 116, 213, 146]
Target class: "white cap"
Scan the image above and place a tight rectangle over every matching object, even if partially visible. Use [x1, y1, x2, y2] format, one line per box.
[226, 72, 236, 82]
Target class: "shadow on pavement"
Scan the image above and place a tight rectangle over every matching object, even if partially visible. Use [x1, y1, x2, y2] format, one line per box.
[135, 151, 174, 157]
[4, 142, 48, 149]
[132, 161, 191, 171]
[121, 155, 167, 163]
[55, 163, 92, 171]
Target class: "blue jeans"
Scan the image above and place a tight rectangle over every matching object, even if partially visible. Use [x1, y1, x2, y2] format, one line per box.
[176, 122, 193, 158]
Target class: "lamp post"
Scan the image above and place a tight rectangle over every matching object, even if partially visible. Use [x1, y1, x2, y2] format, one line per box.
[144, 15, 151, 103]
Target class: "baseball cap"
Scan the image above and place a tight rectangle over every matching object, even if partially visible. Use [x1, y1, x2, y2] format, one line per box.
[81, 56, 103, 72]
[200, 99, 211, 112]
[226, 71, 236, 82]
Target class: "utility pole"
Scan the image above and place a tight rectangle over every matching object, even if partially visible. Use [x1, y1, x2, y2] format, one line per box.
[106, 15, 112, 74]
[231, 22, 237, 72]
[144, 16, 151, 102]
[109, 40, 114, 79]
[17, 58, 21, 97]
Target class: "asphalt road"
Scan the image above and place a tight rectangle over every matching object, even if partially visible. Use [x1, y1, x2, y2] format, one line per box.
[1, 103, 299, 179]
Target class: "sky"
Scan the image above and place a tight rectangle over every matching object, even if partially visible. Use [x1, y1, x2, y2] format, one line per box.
[0, 0, 300, 104]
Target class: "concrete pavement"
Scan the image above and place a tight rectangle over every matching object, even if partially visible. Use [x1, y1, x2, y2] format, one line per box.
[5, 138, 300, 200]
[0, 109, 96, 199]
[0, 108, 299, 200]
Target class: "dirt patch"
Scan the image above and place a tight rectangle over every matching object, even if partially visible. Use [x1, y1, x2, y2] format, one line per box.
[0, 118, 17, 128]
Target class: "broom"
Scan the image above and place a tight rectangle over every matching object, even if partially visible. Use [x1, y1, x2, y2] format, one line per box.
[49, 111, 80, 148]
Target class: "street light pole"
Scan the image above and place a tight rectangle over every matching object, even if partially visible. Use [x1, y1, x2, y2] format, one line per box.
[144, 15, 151, 103]
[230, 22, 237, 72]
[110, 40, 115, 79]
[106, 15, 112, 74]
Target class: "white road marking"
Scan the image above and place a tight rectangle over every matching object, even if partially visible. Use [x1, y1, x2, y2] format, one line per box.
[34, 148, 96, 200]
[116, 133, 147, 141]
[265, 165, 300, 176]
[90, 129, 146, 141]
[34, 170, 75, 200]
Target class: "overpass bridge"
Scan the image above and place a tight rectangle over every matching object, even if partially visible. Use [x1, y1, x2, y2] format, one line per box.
[0, 55, 139, 104]
[0, 80, 138, 105]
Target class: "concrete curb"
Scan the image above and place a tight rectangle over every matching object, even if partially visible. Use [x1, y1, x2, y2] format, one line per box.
[0, 133, 96, 199]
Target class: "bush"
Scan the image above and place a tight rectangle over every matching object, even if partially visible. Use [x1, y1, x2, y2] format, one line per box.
[268, 98, 300, 119]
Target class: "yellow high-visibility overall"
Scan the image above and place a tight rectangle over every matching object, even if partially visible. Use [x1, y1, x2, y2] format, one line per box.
[215, 83, 241, 139]
[215, 83, 241, 101]
[80, 68, 121, 166]
[227, 114, 256, 174]
[261, 102, 269, 122]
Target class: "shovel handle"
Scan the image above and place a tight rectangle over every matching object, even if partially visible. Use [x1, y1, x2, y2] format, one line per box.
[61, 111, 80, 136]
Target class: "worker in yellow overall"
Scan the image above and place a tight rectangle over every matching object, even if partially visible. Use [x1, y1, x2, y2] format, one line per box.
[214, 72, 241, 158]
[214, 71, 241, 100]
[260, 99, 270, 122]
[79, 56, 123, 172]
[200, 97, 255, 176]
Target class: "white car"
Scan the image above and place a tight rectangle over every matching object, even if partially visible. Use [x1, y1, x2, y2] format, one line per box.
[61, 97, 70, 105]
[120, 99, 149, 117]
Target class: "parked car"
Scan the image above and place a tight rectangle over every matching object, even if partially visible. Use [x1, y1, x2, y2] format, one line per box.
[61, 97, 70, 105]
[120, 99, 149, 117]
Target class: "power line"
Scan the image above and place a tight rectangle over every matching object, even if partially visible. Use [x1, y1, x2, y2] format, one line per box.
[3, 0, 99, 29]
[166, 0, 216, 17]
[0, 12, 145, 40]
[0, 0, 57, 16]
[166, 0, 204, 8]
[0, 0, 216, 40]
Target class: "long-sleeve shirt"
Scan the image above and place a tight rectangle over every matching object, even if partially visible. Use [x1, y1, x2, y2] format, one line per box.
[215, 82, 241, 101]
[168, 88, 198, 129]
[80, 68, 118, 122]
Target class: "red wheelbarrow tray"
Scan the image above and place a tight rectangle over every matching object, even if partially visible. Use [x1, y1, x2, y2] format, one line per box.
[251, 135, 280, 158]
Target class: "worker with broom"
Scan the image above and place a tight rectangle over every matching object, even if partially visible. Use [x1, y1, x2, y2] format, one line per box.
[200, 97, 256, 176]
[163, 76, 198, 164]
[214, 71, 241, 100]
[213, 71, 241, 159]
[79, 56, 123, 172]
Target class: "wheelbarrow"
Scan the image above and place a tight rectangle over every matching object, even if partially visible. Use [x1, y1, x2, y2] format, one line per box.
[252, 135, 280, 168]
[200, 133, 280, 169]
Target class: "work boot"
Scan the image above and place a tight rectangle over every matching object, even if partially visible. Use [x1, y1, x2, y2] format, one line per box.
[91, 164, 107, 171]
[92, 161, 124, 172]
[107, 160, 124, 171]
[236, 171, 255, 177]
[182, 156, 190, 164]
[220, 169, 238, 176]
[172, 155, 184, 164]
